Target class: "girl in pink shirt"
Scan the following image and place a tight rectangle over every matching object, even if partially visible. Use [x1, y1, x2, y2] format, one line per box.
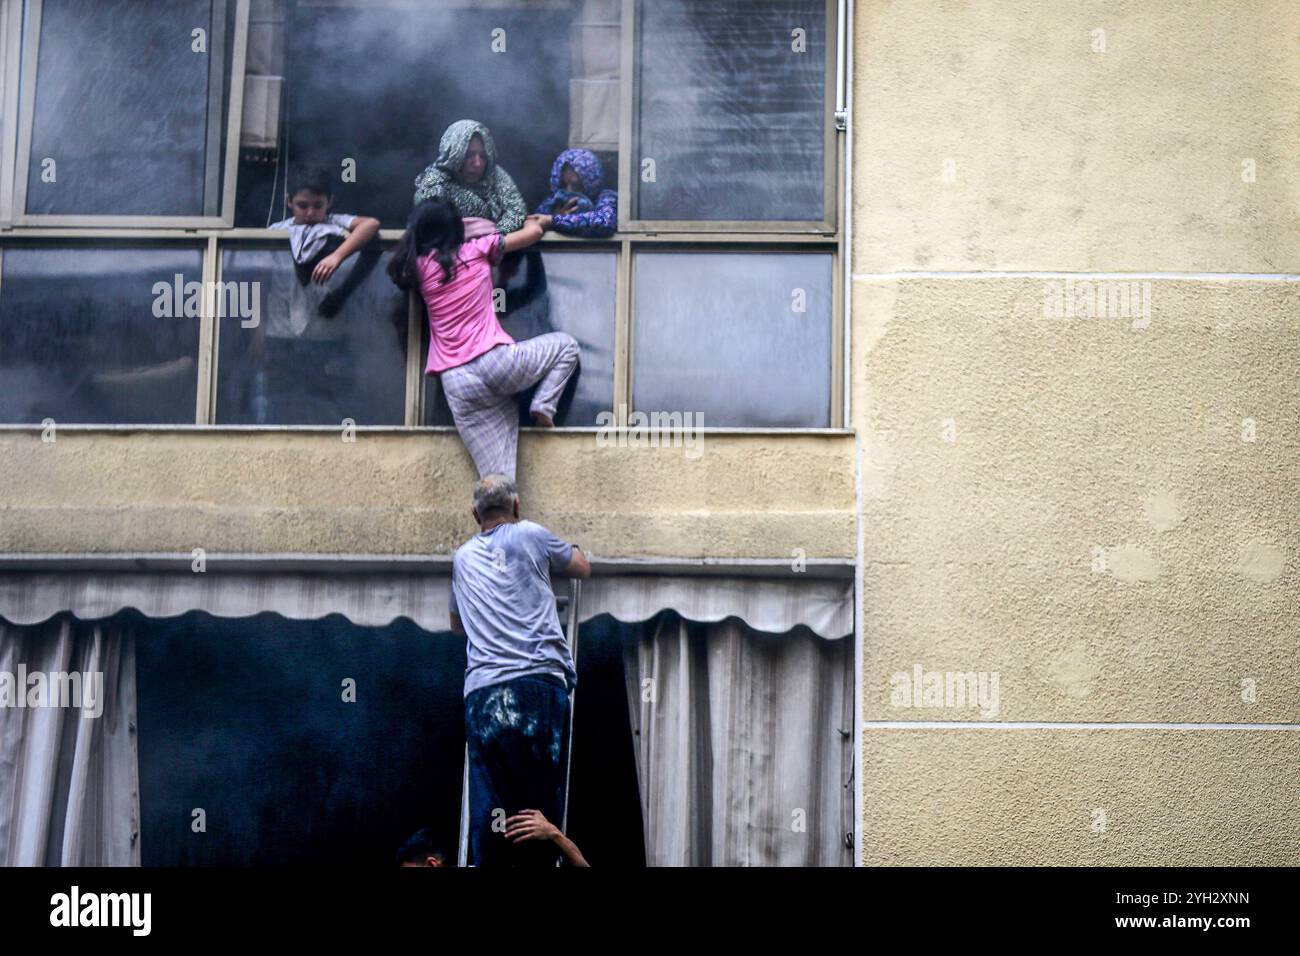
[388, 199, 579, 479]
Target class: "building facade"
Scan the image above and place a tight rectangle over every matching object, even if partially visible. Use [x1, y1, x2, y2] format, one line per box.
[0, 0, 1295, 866]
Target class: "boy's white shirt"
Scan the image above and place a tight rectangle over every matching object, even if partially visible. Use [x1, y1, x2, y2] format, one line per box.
[264, 212, 357, 339]
[269, 212, 357, 264]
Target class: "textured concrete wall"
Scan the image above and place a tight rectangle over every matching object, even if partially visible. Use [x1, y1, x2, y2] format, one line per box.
[854, 0, 1299, 865]
[862, 730, 1300, 865]
[0, 430, 856, 560]
[854, 0, 1300, 273]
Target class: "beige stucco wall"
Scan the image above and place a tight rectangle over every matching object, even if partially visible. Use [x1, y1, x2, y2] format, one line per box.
[854, 0, 1299, 864]
[2, 0, 1295, 868]
[854, 0, 1300, 273]
[862, 729, 1300, 865]
[0, 430, 856, 560]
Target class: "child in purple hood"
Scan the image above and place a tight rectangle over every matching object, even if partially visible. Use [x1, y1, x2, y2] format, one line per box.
[533, 148, 618, 238]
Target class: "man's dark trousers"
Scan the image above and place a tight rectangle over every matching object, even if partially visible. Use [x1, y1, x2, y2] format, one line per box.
[465, 673, 571, 867]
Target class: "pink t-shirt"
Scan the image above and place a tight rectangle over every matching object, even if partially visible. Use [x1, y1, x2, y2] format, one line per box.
[418, 232, 514, 374]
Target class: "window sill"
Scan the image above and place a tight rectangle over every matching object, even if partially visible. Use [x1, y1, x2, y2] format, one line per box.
[0, 227, 839, 244]
[0, 424, 855, 436]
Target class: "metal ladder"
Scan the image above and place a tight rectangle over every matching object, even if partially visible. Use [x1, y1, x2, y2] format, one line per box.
[457, 578, 581, 867]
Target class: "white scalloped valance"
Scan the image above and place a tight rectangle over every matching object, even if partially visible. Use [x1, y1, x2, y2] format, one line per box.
[0, 572, 852, 639]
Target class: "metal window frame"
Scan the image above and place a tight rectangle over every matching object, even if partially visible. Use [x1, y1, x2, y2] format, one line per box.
[405, 289, 424, 426]
[10, 0, 249, 228]
[197, 234, 221, 423]
[618, 0, 838, 235]
[0, 222, 844, 430]
[0, 0, 847, 432]
[205, 234, 414, 426]
[0, 0, 23, 226]
[611, 0, 845, 427]
[625, 239, 841, 429]
[0, 233, 209, 426]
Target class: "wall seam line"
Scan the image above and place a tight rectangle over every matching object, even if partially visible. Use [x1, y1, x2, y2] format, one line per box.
[862, 720, 1300, 731]
[852, 271, 1300, 281]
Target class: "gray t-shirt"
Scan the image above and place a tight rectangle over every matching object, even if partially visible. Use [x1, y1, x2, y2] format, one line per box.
[450, 519, 577, 697]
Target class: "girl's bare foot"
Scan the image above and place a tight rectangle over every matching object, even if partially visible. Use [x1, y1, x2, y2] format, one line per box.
[531, 411, 554, 428]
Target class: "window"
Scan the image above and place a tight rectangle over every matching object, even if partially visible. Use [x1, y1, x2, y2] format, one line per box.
[133, 606, 644, 865]
[0, 244, 204, 423]
[216, 242, 407, 425]
[266, 0, 582, 230]
[0, 0, 844, 429]
[633, 249, 833, 427]
[15, 0, 243, 224]
[630, 0, 830, 226]
[135, 610, 470, 866]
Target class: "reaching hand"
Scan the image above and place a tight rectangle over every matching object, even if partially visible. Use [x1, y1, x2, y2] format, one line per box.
[504, 809, 559, 844]
[312, 252, 343, 284]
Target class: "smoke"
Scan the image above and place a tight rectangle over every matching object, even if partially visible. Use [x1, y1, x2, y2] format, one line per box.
[285, 1, 584, 225]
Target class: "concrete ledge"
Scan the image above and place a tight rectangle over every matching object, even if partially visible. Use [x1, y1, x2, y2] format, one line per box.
[0, 430, 858, 559]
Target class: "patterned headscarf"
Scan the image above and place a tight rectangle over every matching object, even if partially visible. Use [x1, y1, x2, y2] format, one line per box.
[412, 119, 527, 233]
[548, 148, 605, 198]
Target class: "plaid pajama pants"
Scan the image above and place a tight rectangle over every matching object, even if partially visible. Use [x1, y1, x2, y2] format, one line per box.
[439, 332, 579, 479]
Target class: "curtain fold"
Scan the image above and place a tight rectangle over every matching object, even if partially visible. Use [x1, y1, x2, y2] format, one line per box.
[622, 611, 853, 866]
[0, 614, 140, 866]
[0, 574, 852, 868]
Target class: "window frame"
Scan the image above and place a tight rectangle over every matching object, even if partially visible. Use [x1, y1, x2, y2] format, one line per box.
[626, 240, 840, 429]
[616, 0, 838, 235]
[0, 0, 847, 431]
[0, 0, 23, 226]
[205, 233, 411, 427]
[0, 235, 210, 425]
[9, 0, 249, 228]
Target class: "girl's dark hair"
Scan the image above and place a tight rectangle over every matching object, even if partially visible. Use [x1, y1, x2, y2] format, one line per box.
[387, 199, 466, 291]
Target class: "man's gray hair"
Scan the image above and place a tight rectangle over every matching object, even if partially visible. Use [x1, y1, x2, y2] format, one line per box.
[473, 473, 518, 520]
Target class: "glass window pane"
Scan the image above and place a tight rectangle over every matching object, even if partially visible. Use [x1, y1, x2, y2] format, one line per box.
[26, 0, 225, 217]
[633, 250, 832, 426]
[216, 243, 408, 425]
[424, 248, 616, 427]
[635, 0, 827, 222]
[0, 244, 203, 423]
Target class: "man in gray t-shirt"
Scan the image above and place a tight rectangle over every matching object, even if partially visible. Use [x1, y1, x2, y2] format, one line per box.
[450, 514, 580, 697]
[450, 473, 590, 866]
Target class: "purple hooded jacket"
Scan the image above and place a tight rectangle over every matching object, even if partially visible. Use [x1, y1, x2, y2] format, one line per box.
[535, 149, 618, 238]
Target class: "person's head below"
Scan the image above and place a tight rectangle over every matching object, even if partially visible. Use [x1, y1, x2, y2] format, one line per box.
[387, 197, 466, 291]
[285, 165, 334, 225]
[472, 473, 520, 530]
[396, 828, 449, 867]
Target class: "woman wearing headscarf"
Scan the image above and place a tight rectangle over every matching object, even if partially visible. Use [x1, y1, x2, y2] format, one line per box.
[413, 119, 528, 238]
